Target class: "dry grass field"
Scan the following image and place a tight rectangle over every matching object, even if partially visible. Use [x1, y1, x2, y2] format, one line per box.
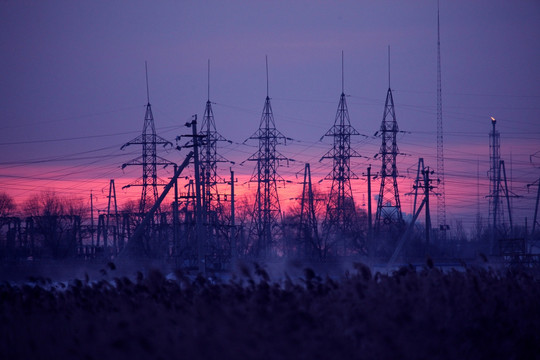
[1, 262, 539, 359]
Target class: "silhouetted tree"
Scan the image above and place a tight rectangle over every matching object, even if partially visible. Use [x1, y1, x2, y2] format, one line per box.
[0, 192, 16, 217]
[22, 191, 84, 258]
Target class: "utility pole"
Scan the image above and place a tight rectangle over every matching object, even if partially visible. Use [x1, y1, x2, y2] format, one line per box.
[181, 116, 206, 274]
[123, 151, 194, 259]
[424, 167, 432, 249]
[367, 165, 372, 248]
[90, 191, 95, 247]
[176, 117, 206, 272]
[192, 117, 205, 274]
[230, 168, 236, 262]
[389, 158, 434, 265]
[172, 164, 179, 261]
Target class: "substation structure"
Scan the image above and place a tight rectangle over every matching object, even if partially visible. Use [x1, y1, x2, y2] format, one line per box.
[2, 59, 540, 271]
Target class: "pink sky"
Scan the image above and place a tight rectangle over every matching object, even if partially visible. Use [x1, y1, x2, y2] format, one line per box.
[1, 1, 539, 233]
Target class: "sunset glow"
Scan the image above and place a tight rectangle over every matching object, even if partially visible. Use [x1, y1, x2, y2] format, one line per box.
[0, 1, 538, 236]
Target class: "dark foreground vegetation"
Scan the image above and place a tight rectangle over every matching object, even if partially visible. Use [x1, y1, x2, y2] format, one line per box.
[1, 263, 539, 360]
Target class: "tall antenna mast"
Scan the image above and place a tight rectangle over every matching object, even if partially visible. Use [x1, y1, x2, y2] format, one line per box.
[265, 55, 269, 98]
[436, 1, 448, 243]
[145, 61, 150, 104]
[341, 50, 344, 94]
[388, 46, 391, 89]
[207, 59, 210, 101]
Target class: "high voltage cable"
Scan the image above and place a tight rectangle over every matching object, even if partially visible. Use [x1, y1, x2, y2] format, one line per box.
[0, 144, 129, 168]
[0, 131, 136, 146]
[0, 152, 137, 167]
[0, 125, 179, 146]
[3, 94, 537, 225]
[0, 105, 144, 131]
[1, 146, 143, 191]
[394, 89, 540, 98]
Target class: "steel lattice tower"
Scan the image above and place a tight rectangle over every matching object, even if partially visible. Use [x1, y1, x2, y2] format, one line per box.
[121, 63, 173, 214]
[529, 152, 540, 242]
[105, 179, 120, 254]
[436, 2, 448, 240]
[375, 48, 404, 233]
[200, 60, 228, 220]
[299, 163, 319, 258]
[487, 117, 514, 253]
[321, 53, 363, 255]
[247, 58, 288, 258]
[488, 116, 501, 234]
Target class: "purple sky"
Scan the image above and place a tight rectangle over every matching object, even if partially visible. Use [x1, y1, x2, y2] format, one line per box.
[1, 0, 539, 232]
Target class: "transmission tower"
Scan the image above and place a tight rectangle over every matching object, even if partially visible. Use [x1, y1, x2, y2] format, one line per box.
[487, 117, 518, 253]
[121, 62, 173, 214]
[436, 2, 448, 241]
[105, 179, 120, 255]
[200, 60, 229, 241]
[247, 57, 288, 258]
[299, 163, 319, 259]
[528, 177, 540, 249]
[528, 151, 540, 246]
[199, 60, 227, 258]
[374, 47, 404, 234]
[321, 53, 364, 256]
[488, 116, 501, 240]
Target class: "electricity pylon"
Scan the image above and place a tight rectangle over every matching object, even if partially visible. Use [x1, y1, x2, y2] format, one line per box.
[199, 60, 231, 265]
[488, 116, 502, 246]
[105, 179, 120, 255]
[527, 177, 540, 251]
[528, 151, 540, 248]
[299, 163, 319, 259]
[487, 117, 519, 254]
[374, 47, 404, 234]
[321, 52, 364, 256]
[200, 60, 228, 221]
[121, 62, 173, 214]
[247, 57, 288, 258]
